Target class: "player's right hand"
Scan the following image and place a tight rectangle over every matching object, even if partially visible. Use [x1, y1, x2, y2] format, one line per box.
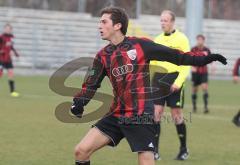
[70, 98, 84, 118]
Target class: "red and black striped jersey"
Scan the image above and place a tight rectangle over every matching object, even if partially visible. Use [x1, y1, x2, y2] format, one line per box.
[233, 58, 240, 76]
[191, 46, 211, 74]
[74, 37, 214, 118]
[0, 33, 19, 63]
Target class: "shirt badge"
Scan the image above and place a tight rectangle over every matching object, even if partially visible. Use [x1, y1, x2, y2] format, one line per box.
[127, 49, 137, 60]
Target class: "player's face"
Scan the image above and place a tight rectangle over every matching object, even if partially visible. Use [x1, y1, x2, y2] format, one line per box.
[99, 14, 120, 41]
[197, 37, 205, 47]
[4, 25, 12, 34]
[160, 13, 174, 33]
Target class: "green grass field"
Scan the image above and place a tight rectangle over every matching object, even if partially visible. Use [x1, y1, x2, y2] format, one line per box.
[0, 75, 239, 165]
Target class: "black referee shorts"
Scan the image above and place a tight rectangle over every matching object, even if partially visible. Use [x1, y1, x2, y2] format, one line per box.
[151, 72, 184, 108]
[191, 72, 208, 87]
[93, 114, 158, 153]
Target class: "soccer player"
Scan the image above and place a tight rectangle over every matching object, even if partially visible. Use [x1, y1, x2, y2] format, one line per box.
[69, 7, 227, 165]
[150, 10, 190, 160]
[0, 23, 20, 97]
[191, 34, 212, 113]
[232, 58, 240, 127]
[233, 58, 240, 84]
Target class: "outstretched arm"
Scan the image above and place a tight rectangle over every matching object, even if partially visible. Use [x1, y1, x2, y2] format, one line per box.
[138, 39, 227, 66]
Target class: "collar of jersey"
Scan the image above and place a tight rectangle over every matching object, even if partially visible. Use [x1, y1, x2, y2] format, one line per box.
[164, 29, 176, 36]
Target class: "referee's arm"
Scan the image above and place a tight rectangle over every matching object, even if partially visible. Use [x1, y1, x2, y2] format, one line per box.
[173, 35, 191, 88]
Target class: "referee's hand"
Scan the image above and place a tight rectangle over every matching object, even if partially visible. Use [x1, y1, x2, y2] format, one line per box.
[170, 84, 180, 92]
[210, 54, 227, 65]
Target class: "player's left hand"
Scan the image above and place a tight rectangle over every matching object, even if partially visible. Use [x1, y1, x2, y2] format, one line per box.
[210, 54, 227, 65]
[170, 84, 180, 92]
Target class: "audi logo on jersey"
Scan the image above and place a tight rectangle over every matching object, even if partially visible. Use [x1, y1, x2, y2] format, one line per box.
[112, 64, 133, 77]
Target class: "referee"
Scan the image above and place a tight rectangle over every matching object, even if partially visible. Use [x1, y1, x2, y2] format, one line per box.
[150, 10, 190, 160]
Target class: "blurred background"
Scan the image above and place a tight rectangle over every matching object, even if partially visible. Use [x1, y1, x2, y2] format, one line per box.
[0, 1, 239, 165]
[0, 0, 238, 78]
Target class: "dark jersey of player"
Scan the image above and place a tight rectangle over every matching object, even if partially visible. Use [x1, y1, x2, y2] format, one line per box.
[233, 58, 240, 76]
[0, 33, 19, 63]
[191, 46, 211, 74]
[74, 37, 213, 118]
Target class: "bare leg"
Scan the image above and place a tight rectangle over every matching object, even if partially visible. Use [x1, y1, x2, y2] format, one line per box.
[74, 127, 111, 161]
[138, 151, 155, 165]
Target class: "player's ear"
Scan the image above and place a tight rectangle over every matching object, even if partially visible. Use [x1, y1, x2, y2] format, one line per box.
[113, 23, 122, 31]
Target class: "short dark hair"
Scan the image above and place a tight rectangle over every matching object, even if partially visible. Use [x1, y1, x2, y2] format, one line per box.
[100, 7, 129, 35]
[161, 10, 175, 22]
[4, 23, 12, 29]
[196, 34, 205, 40]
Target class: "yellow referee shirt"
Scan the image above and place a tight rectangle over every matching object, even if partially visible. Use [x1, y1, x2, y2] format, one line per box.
[150, 29, 190, 88]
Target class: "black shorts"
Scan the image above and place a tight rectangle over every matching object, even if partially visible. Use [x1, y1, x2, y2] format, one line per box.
[93, 114, 158, 153]
[151, 72, 184, 108]
[191, 72, 208, 86]
[0, 62, 13, 69]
